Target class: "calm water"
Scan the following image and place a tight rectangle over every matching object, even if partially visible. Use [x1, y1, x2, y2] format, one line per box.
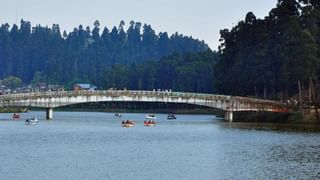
[0, 111, 320, 180]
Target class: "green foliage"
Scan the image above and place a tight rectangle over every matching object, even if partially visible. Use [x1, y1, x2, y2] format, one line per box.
[31, 71, 44, 85]
[2, 76, 22, 89]
[101, 50, 218, 93]
[215, 0, 320, 99]
[0, 20, 208, 88]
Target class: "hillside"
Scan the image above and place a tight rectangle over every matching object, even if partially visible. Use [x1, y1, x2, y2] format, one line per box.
[0, 20, 209, 87]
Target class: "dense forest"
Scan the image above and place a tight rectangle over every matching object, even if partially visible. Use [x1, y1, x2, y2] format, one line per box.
[215, 0, 320, 104]
[102, 50, 217, 93]
[0, 20, 209, 89]
[1, 0, 319, 102]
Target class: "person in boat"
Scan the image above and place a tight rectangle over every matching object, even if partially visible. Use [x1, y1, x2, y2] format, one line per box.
[115, 113, 121, 117]
[13, 113, 19, 118]
[126, 120, 130, 124]
[26, 118, 30, 123]
[122, 120, 125, 124]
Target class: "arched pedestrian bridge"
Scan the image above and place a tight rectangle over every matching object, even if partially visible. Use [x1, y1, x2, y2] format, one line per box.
[0, 90, 289, 122]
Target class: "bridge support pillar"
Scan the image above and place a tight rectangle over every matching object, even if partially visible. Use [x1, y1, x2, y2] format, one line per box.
[225, 111, 233, 122]
[46, 108, 53, 120]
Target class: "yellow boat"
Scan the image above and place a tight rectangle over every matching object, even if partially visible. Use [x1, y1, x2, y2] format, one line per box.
[122, 123, 134, 128]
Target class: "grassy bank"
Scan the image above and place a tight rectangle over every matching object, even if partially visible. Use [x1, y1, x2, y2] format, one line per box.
[0, 107, 28, 113]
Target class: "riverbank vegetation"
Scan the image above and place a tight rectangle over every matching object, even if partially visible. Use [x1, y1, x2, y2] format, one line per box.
[0, 107, 27, 113]
[215, 0, 320, 99]
[214, 0, 320, 121]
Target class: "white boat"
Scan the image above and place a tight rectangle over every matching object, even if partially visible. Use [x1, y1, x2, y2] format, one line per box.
[145, 114, 157, 120]
[167, 114, 176, 120]
[25, 117, 38, 125]
[115, 113, 122, 117]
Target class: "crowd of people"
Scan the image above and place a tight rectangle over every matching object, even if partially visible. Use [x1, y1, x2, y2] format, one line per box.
[144, 120, 156, 125]
[122, 120, 134, 125]
[121, 120, 156, 126]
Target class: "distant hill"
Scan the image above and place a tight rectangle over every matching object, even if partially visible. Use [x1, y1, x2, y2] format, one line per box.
[0, 20, 209, 86]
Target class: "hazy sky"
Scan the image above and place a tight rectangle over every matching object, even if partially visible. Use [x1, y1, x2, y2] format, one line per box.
[0, 0, 278, 49]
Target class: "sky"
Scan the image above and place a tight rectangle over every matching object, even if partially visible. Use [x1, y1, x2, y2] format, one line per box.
[0, 0, 278, 49]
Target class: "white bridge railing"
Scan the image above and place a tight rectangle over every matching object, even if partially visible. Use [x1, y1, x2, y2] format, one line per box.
[0, 90, 287, 112]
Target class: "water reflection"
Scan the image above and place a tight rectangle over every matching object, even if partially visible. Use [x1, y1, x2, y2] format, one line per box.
[221, 122, 320, 133]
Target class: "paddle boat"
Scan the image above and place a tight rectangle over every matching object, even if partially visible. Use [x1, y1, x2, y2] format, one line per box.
[25, 117, 38, 125]
[12, 113, 20, 120]
[167, 114, 176, 120]
[122, 120, 135, 128]
[115, 113, 122, 117]
[145, 114, 157, 120]
[144, 120, 156, 127]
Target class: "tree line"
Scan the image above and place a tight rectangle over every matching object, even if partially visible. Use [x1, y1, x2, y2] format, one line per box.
[214, 0, 320, 106]
[0, 20, 209, 88]
[2, 0, 319, 104]
[102, 50, 217, 93]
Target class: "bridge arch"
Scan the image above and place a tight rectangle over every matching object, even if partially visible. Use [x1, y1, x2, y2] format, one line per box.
[0, 90, 288, 121]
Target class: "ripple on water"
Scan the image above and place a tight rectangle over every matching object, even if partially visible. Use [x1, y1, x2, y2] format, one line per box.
[0, 112, 320, 180]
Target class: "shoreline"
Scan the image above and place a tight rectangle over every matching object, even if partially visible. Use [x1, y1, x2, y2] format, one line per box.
[0, 107, 28, 113]
[231, 111, 320, 124]
[2, 106, 319, 125]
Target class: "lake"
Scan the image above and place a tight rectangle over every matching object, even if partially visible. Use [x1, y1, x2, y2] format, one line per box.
[0, 111, 320, 180]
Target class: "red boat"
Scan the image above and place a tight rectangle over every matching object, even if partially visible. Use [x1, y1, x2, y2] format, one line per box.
[12, 113, 20, 119]
[144, 120, 156, 127]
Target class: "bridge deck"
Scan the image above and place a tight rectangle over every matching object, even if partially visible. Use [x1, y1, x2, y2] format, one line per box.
[0, 90, 288, 113]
